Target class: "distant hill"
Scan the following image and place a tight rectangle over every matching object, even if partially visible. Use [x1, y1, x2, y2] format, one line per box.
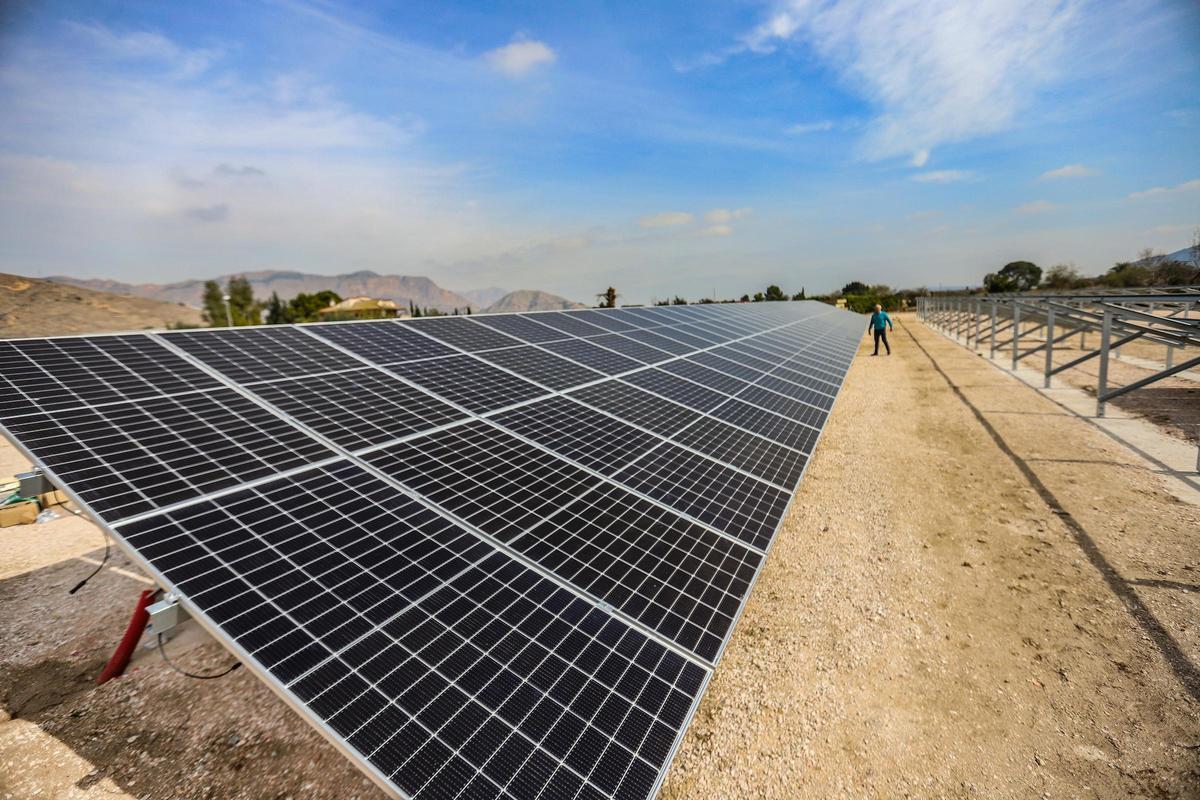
[460, 286, 509, 309]
[50, 270, 479, 314]
[0, 273, 202, 338]
[484, 290, 585, 313]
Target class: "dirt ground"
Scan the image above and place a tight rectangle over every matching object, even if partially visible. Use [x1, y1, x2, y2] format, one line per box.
[0, 273, 202, 338]
[0, 313, 1197, 799]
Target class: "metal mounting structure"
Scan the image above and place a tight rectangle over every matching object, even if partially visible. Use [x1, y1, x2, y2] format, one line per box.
[917, 288, 1200, 470]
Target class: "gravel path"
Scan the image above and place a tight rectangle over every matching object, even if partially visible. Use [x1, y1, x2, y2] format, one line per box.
[0, 314, 1196, 799]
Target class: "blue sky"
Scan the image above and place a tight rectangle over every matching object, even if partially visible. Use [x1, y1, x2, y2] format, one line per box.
[1, 0, 1198, 303]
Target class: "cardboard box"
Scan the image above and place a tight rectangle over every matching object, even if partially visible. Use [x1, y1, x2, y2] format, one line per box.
[38, 490, 68, 508]
[0, 500, 39, 527]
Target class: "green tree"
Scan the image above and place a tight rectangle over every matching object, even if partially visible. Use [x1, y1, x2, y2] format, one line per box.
[597, 287, 618, 308]
[792, 287, 806, 300]
[285, 290, 340, 323]
[265, 292, 290, 325]
[752, 291, 765, 302]
[739, 294, 750, 302]
[1041, 263, 1084, 290]
[672, 296, 688, 305]
[697, 297, 715, 304]
[1102, 262, 1151, 288]
[226, 276, 261, 325]
[763, 285, 787, 301]
[201, 280, 227, 327]
[983, 261, 1041, 293]
[841, 281, 869, 295]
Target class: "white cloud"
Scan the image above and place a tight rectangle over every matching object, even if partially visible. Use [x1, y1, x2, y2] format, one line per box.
[1040, 164, 1098, 179]
[703, 207, 752, 224]
[67, 21, 221, 78]
[638, 211, 694, 228]
[786, 120, 835, 134]
[1016, 199, 1058, 214]
[734, 0, 1079, 163]
[484, 37, 557, 77]
[1128, 178, 1200, 200]
[699, 224, 734, 237]
[911, 170, 973, 183]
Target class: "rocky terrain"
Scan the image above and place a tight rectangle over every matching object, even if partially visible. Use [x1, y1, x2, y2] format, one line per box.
[0, 273, 202, 338]
[483, 289, 586, 313]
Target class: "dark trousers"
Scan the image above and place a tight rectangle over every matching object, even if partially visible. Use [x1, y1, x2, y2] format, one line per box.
[873, 329, 890, 354]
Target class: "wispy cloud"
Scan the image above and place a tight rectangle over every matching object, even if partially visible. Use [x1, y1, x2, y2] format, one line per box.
[184, 203, 230, 222]
[214, 164, 266, 178]
[911, 170, 973, 184]
[722, 0, 1080, 163]
[703, 207, 752, 224]
[484, 36, 557, 77]
[786, 120, 835, 134]
[66, 21, 222, 78]
[1040, 164, 1098, 179]
[638, 211, 694, 228]
[1016, 199, 1059, 214]
[1128, 178, 1200, 199]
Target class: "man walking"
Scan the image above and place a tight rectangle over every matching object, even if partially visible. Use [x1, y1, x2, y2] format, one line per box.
[868, 304, 893, 355]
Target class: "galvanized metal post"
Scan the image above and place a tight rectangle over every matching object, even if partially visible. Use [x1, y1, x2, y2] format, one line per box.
[1044, 307, 1055, 388]
[1012, 302, 1021, 370]
[989, 300, 998, 359]
[973, 299, 982, 350]
[1096, 309, 1112, 417]
[1166, 344, 1174, 370]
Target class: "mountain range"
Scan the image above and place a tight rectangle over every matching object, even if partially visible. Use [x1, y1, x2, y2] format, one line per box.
[48, 270, 581, 314]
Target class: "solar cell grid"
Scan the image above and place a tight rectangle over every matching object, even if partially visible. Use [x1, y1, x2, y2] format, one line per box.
[541, 339, 643, 375]
[613, 443, 790, 551]
[711, 400, 822, 453]
[530, 312, 609, 338]
[652, 323, 724, 346]
[586, 333, 675, 364]
[473, 346, 604, 390]
[770, 363, 840, 395]
[659, 360, 752, 396]
[612, 328, 696, 356]
[162, 327, 358, 384]
[388, 355, 547, 413]
[307, 321, 457, 364]
[470, 313, 569, 344]
[0, 300, 865, 800]
[566, 309, 641, 332]
[733, 384, 829, 428]
[245, 369, 467, 450]
[620, 369, 728, 412]
[0, 335, 221, 419]
[118, 465, 706, 800]
[686, 351, 770, 383]
[567, 381, 702, 437]
[404, 316, 525, 352]
[492, 396, 662, 475]
[5, 389, 333, 522]
[751, 375, 835, 411]
[669, 416, 808, 488]
[363, 421, 601, 542]
[515, 482, 760, 662]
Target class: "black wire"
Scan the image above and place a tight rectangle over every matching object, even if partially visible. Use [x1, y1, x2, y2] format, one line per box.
[68, 526, 110, 595]
[156, 632, 241, 680]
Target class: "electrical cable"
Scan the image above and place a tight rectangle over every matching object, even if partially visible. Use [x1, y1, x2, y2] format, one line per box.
[156, 632, 241, 680]
[68, 527, 110, 594]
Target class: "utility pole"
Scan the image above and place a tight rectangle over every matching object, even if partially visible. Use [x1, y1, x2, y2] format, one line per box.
[222, 294, 233, 327]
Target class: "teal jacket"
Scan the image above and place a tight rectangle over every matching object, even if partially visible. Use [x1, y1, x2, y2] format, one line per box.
[869, 311, 893, 331]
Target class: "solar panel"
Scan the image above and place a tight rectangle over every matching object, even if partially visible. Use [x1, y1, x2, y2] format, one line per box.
[0, 300, 862, 800]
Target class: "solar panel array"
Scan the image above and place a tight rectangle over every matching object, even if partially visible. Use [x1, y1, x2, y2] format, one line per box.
[0, 301, 863, 800]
